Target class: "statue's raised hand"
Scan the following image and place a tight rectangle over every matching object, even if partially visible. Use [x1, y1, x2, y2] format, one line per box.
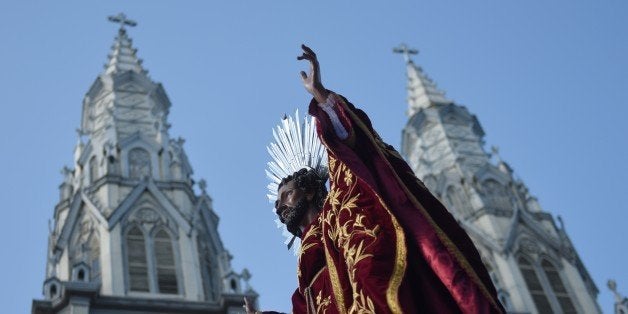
[298, 44, 329, 104]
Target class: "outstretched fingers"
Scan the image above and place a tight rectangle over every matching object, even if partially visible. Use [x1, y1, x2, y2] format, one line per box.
[301, 44, 316, 56]
[298, 44, 317, 63]
[296, 44, 327, 102]
[297, 52, 315, 62]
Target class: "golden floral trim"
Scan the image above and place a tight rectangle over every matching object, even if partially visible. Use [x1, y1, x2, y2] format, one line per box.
[300, 224, 321, 255]
[326, 157, 405, 313]
[298, 224, 322, 281]
[371, 192, 407, 314]
[315, 290, 332, 313]
[321, 224, 347, 313]
[318, 168, 346, 314]
[338, 98, 502, 312]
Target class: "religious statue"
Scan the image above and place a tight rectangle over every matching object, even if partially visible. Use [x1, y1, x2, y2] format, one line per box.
[248, 45, 505, 313]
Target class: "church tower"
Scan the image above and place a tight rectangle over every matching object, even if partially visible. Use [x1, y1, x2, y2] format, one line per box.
[396, 45, 601, 314]
[32, 14, 256, 314]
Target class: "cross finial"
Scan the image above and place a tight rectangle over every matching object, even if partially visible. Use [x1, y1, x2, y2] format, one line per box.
[491, 145, 502, 163]
[198, 179, 207, 194]
[393, 43, 418, 63]
[608, 279, 625, 302]
[107, 13, 137, 30]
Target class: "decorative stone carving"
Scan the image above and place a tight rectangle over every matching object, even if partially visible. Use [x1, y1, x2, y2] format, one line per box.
[561, 243, 577, 264]
[60, 166, 74, 200]
[519, 238, 541, 255]
[128, 147, 151, 179]
[80, 219, 94, 239]
[133, 207, 161, 225]
[482, 179, 511, 210]
[169, 138, 185, 164]
[104, 141, 119, 174]
[69, 216, 99, 268]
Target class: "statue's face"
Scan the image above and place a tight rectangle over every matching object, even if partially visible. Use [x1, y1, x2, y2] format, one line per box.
[275, 180, 309, 235]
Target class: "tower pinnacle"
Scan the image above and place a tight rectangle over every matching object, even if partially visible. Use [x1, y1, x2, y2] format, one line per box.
[104, 13, 146, 75]
[394, 44, 451, 116]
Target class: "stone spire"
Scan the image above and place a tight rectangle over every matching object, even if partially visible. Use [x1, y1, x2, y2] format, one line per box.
[33, 14, 256, 314]
[400, 46, 602, 313]
[393, 43, 451, 116]
[104, 13, 146, 75]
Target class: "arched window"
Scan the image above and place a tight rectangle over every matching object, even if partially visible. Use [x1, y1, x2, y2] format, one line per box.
[518, 256, 553, 314]
[154, 229, 178, 294]
[126, 227, 149, 292]
[89, 156, 98, 183]
[197, 235, 217, 301]
[49, 284, 57, 298]
[542, 260, 577, 313]
[128, 148, 151, 179]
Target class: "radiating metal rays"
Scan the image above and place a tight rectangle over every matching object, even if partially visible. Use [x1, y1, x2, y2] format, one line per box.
[265, 109, 328, 254]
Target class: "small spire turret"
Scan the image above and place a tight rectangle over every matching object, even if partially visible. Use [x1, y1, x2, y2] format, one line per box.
[608, 279, 628, 313]
[199, 179, 207, 195]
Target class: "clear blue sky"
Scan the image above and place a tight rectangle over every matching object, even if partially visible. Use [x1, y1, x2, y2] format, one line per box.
[0, 1, 626, 313]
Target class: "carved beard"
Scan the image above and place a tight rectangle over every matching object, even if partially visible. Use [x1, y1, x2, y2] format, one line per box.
[280, 197, 309, 238]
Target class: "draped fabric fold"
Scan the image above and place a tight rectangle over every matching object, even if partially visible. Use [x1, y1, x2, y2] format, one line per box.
[294, 93, 505, 314]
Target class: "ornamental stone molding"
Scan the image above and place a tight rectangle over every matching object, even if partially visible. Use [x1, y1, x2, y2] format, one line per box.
[519, 237, 541, 256]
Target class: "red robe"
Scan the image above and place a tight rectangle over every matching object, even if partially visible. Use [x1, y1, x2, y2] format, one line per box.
[290, 93, 505, 313]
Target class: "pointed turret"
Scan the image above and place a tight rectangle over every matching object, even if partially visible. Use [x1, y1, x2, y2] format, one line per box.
[103, 13, 146, 75]
[80, 13, 171, 146]
[33, 14, 256, 313]
[393, 44, 451, 116]
[398, 44, 602, 313]
[405, 60, 451, 113]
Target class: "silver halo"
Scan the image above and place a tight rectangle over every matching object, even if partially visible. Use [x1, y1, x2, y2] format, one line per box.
[265, 109, 328, 254]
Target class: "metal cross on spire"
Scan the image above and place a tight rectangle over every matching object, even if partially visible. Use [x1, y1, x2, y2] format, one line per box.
[198, 179, 207, 194]
[393, 43, 418, 63]
[491, 145, 502, 163]
[107, 13, 137, 30]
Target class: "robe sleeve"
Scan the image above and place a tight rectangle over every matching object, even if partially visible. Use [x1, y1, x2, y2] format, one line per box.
[309, 92, 505, 313]
[310, 93, 409, 311]
[291, 287, 308, 314]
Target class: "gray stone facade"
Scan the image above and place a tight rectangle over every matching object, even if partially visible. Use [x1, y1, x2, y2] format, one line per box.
[399, 54, 601, 314]
[32, 16, 255, 314]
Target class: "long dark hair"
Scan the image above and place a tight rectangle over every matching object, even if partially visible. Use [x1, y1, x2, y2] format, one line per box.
[278, 168, 328, 211]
